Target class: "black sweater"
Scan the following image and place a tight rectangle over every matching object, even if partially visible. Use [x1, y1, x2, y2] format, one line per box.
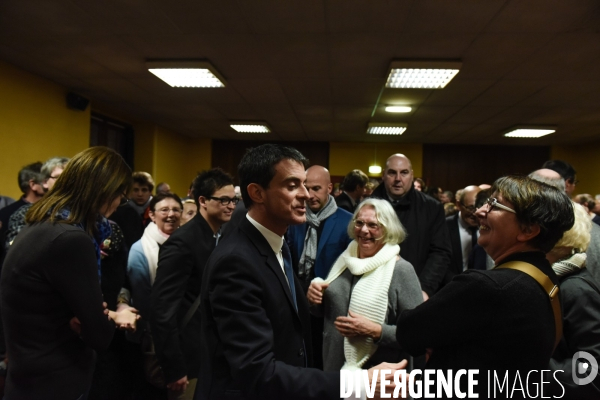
[1, 222, 115, 400]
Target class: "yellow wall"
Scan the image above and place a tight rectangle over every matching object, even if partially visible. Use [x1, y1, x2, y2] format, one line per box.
[329, 142, 423, 179]
[153, 127, 212, 197]
[551, 142, 600, 196]
[0, 61, 90, 199]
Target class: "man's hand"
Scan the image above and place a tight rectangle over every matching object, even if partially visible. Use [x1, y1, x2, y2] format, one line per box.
[422, 290, 429, 301]
[368, 360, 409, 400]
[108, 307, 140, 331]
[167, 375, 189, 392]
[69, 317, 81, 335]
[334, 311, 382, 339]
[306, 281, 329, 305]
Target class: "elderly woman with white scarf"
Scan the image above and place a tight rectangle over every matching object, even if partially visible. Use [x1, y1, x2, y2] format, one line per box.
[127, 192, 183, 341]
[307, 198, 423, 371]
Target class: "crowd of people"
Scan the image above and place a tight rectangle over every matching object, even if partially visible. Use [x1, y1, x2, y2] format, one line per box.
[0, 145, 598, 400]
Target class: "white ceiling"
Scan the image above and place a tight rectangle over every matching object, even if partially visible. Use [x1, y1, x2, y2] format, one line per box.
[1, 0, 599, 145]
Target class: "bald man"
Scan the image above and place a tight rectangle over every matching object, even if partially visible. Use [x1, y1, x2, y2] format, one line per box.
[371, 154, 451, 299]
[442, 185, 482, 286]
[286, 165, 352, 369]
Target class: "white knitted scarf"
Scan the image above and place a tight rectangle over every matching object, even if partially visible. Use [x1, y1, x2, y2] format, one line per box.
[313, 241, 399, 370]
[140, 222, 169, 285]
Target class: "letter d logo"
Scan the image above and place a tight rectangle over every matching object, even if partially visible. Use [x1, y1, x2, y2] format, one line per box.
[572, 351, 598, 386]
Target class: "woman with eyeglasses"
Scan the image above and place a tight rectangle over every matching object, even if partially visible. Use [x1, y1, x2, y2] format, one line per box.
[1, 147, 139, 400]
[127, 193, 183, 340]
[306, 198, 423, 371]
[395, 175, 575, 397]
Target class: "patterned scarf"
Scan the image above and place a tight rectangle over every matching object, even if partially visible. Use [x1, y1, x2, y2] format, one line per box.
[54, 209, 112, 283]
[552, 252, 587, 277]
[298, 195, 338, 280]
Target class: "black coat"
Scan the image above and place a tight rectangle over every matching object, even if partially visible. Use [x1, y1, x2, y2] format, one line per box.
[197, 217, 338, 400]
[371, 184, 451, 295]
[334, 191, 355, 214]
[150, 212, 217, 382]
[396, 251, 559, 398]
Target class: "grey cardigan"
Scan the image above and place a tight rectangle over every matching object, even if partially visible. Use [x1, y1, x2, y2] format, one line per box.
[311, 258, 423, 371]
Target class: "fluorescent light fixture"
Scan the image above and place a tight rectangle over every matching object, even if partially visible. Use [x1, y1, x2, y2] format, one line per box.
[146, 61, 225, 88]
[385, 106, 412, 113]
[386, 61, 461, 89]
[230, 123, 271, 133]
[367, 123, 407, 135]
[369, 166, 382, 174]
[504, 128, 556, 138]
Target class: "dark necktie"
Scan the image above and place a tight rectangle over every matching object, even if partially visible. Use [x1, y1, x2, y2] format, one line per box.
[281, 241, 298, 311]
[470, 226, 478, 249]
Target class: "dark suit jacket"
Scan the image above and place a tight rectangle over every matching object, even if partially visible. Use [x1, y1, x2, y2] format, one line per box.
[197, 217, 339, 400]
[286, 207, 352, 289]
[150, 212, 216, 383]
[443, 214, 463, 285]
[334, 192, 355, 214]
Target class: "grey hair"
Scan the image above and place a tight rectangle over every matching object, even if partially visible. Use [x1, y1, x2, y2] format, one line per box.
[348, 198, 406, 245]
[41, 157, 70, 179]
[528, 171, 566, 192]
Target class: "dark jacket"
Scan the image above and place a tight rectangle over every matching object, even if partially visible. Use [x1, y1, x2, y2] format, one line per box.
[371, 184, 451, 295]
[548, 268, 600, 399]
[396, 251, 559, 398]
[334, 192, 356, 214]
[197, 217, 339, 400]
[150, 212, 217, 383]
[1, 222, 115, 400]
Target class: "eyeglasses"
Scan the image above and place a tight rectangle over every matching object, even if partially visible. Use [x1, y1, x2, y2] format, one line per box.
[208, 196, 239, 206]
[155, 207, 182, 215]
[354, 219, 382, 231]
[460, 203, 477, 213]
[567, 178, 579, 185]
[485, 198, 516, 214]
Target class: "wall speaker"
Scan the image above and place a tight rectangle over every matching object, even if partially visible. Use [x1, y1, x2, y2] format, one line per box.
[66, 92, 89, 111]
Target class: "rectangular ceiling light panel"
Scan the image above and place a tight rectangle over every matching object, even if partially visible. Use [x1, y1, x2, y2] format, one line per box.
[504, 129, 555, 138]
[367, 123, 407, 135]
[147, 61, 225, 88]
[386, 61, 462, 89]
[230, 124, 270, 133]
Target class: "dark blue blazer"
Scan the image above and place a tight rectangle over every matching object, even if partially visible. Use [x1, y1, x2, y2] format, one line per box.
[286, 207, 353, 280]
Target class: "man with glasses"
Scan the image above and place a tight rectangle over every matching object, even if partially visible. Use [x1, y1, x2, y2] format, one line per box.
[442, 185, 481, 287]
[150, 168, 236, 400]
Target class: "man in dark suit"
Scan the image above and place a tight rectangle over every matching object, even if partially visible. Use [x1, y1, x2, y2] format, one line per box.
[442, 185, 481, 286]
[197, 144, 402, 400]
[335, 169, 368, 213]
[150, 168, 237, 399]
[286, 165, 352, 369]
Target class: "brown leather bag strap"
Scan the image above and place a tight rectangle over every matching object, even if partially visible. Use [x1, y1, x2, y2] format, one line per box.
[496, 261, 562, 350]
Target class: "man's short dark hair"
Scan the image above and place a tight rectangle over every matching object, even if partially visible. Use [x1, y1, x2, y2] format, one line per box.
[341, 169, 368, 192]
[132, 171, 155, 192]
[238, 144, 309, 209]
[192, 168, 235, 208]
[18, 162, 43, 194]
[542, 160, 576, 182]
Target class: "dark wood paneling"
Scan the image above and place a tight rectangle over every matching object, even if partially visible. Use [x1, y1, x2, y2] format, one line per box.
[212, 140, 329, 184]
[422, 144, 551, 193]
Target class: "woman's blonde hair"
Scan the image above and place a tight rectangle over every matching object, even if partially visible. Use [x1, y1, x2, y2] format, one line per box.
[27, 147, 131, 235]
[553, 202, 591, 252]
[348, 198, 406, 245]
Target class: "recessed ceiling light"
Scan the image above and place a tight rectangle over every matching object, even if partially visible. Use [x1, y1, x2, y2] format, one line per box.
[504, 128, 555, 138]
[230, 123, 271, 133]
[367, 123, 407, 135]
[385, 106, 412, 113]
[368, 166, 382, 174]
[385, 61, 461, 89]
[146, 61, 225, 88]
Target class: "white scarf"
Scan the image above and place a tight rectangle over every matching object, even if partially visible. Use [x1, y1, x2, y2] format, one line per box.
[313, 241, 399, 370]
[140, 222, 169, 285]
